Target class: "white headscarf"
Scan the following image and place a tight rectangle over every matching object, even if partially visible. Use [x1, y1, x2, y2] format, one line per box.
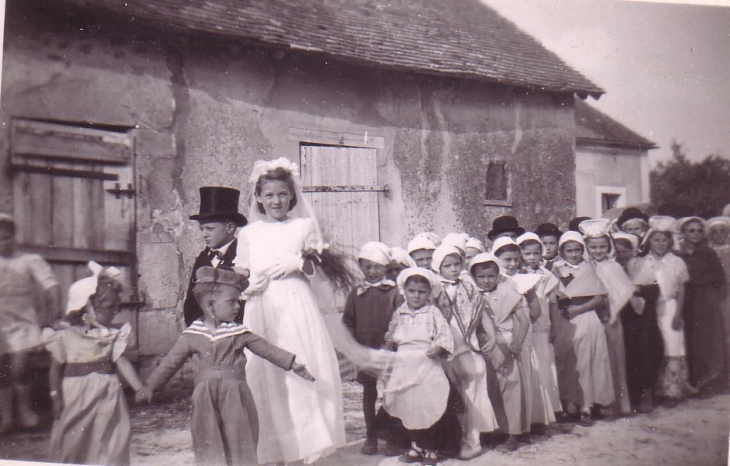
[357, 242, 391, 266]
[431, 244, 463, 273]
[66, 261, 122, 315]
[407, 233, 438, 254]
[396, 267, 442, 300]
[515, 232, 545, 255]
[389, 247, 417, 268]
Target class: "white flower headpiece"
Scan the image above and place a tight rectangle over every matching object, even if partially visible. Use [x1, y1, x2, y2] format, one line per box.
[248, 157, 300, 183]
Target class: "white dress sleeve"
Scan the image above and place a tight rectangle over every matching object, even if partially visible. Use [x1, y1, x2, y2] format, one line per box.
[111, 323, 132, 362]
[233, 227, 251, 271]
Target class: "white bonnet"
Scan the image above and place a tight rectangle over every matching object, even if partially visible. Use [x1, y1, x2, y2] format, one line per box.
[431, 244, 462, 272]
[66, 261, 122, 314]
[468, 252, 504, 276]
[396, 267, 442, 300]
[407, 233, 438, 254]
[490, 236, 519, 256]
[357, 241, 392, 266]
[515, 232, 545, 254]
[389, 247, 417, 268]
[558, 231, 586, 250]
[706, 216, 730, 232]
[612, 232, 640, 251]
[579, 218, 612, 238]
[465, 237, 485, 253]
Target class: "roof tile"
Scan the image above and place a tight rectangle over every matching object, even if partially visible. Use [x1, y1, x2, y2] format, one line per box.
[71, 0, 603, 95]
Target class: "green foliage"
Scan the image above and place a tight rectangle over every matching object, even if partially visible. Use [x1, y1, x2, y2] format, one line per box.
[650, 141, 730, 218]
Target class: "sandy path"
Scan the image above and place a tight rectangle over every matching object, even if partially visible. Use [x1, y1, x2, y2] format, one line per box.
[0, 383, 727, 465]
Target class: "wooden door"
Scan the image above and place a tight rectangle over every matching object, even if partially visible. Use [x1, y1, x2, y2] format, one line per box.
[10, 119, 139, 349]
[300, 144, 382, 312]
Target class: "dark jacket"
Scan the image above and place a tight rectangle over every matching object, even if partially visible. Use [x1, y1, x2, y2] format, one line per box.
[183, 239, 242, 326]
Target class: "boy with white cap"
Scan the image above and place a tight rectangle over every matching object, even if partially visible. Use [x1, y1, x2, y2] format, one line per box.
[343, 241, 406, 455]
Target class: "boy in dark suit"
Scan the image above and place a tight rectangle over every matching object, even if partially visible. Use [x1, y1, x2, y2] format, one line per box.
[183, 187, 247, 326]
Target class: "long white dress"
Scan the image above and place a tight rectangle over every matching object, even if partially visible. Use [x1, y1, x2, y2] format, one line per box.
[235, 217, 345, 464]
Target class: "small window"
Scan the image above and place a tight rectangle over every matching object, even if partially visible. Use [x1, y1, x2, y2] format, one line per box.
[595, 185, 627, 216]
[601, 193, 621, 213]
[484, 160, 511, 206]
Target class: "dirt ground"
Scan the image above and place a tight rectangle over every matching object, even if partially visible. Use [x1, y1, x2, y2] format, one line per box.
[0, 382, 728, 466]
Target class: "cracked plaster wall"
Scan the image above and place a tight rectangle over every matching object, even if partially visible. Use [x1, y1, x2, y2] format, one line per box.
[1, 7, 577, 356]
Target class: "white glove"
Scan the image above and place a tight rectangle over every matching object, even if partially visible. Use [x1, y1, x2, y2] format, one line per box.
[243, 273, 270, 296]
[269, 253, 304, 280]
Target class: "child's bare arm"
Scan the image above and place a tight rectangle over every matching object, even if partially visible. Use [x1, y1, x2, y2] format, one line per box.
[510, 305, 530, 355]
[115, 356, 144, 392]
[566, 294, 606, 319]
[672, 287, 686, 330]
[49, 359, 64, 419]
[525, 288, 541, 323]
[478, 305, 497, 355]
[291, 361, 315, 382]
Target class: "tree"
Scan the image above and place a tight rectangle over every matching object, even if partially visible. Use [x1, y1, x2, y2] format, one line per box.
[650, 141, 730, 219]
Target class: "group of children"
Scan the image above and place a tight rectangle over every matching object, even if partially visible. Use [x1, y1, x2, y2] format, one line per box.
[342, 210, 729, 465]
[1, 195, 728, 466]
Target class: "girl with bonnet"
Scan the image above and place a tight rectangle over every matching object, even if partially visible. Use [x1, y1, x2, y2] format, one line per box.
[551, 231, 614, 425]
[432, 244, 497, 460]
[382, 267, 453, 466]
[233, 157, 349, 464]
[41, 261, 143, 465]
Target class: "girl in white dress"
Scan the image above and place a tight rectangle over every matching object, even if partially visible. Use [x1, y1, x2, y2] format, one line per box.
[234, 158, 346, 464]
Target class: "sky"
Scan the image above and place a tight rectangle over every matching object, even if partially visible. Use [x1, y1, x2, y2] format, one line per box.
[482, 0, 730, 166]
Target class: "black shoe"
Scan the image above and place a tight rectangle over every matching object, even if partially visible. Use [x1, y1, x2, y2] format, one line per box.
[578, 412, 595, 427]
[360, 439, 377, 455]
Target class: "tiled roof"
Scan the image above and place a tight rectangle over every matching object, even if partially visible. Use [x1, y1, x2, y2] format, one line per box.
[575, 98, 657, 150]
[69, 0, 603, 96]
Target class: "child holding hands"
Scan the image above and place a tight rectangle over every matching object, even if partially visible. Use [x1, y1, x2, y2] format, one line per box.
[137, 266, 314, 465]
[382, 268, 453, 466]
[41, 261, 143, 465]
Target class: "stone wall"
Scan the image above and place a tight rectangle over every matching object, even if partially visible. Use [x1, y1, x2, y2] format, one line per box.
[1, 3, 577, 368]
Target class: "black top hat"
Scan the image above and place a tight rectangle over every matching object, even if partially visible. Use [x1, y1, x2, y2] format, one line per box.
[568, 216, 591, 232]
[487, 216, 525, 240]
[534, 222, 563, 238]
[617, 207, 649, 228]
[189, 186, 247, 227]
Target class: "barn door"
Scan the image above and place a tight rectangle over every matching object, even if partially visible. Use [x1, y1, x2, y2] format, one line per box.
[10, 119, 139, 349]
[300, 144, 383, 312]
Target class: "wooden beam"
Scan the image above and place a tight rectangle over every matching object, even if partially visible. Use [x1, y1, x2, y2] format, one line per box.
[18, 244, 135, 266]
[10, 163, 119, 180]
[288, 127, 385, 150]
[11, 119, 133, 164]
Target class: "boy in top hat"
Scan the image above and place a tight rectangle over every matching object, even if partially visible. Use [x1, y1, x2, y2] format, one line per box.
[487, 216, 525, 242]
[183, 187, 247, 326]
